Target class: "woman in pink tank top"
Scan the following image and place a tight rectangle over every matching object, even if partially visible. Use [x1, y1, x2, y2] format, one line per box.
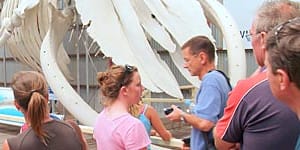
[94, 65, 151, 150]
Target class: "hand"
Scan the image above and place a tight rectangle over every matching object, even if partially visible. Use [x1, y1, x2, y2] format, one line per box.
[166, 105, 183, 122]
[150, 130, 159, 136]
[182, 144, 190, 150]
[229, 143, 240, 150]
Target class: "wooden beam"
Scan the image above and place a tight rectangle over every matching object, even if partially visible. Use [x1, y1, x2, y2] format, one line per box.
[150, 136, 183, 149]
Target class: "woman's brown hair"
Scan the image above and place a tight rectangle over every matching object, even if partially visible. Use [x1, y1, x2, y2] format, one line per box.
[97, 65, 137, 106]
[11, 71, 49, 145]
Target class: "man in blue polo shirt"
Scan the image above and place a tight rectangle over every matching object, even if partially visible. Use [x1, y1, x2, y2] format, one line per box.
[166, 36, 231, 150]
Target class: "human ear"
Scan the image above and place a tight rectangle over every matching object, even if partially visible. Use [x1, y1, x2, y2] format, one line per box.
[260, 31, 268, 49]
[120, 86, 128, 96]
[276, 69, 290, 91]
[14, 101, 21, 111]
[198, 52, 207, 64]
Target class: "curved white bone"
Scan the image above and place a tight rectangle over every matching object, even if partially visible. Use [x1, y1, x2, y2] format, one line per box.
[40, 3, 97, 126]
[198, 0, 246, 85]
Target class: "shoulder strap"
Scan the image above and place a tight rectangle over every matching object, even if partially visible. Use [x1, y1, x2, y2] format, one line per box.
[214, 70, 232, 90]
[142, 104, 148, 115]
[203, 131, 216, 150]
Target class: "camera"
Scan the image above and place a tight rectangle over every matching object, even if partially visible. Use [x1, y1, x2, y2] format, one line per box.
[182, 136, 191, 147]
[163, 106, 181, 115]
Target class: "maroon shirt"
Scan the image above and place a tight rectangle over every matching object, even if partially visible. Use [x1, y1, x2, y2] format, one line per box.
[216, 72, 300, 150]
[8, 120, 82, 150]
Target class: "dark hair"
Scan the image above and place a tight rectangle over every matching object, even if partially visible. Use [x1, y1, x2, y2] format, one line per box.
[97, 65, 138, 106]
[11, 71, 49, 145]
[181, 36, 215, 62]
[254, 0, 300, 33]
[266, 17, 300, 89]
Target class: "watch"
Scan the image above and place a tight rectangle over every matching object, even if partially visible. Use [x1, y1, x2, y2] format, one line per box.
[180, 111, 185, 122]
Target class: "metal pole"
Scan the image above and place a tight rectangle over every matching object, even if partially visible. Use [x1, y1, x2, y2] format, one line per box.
[76, 25, 80, 93]
[84, 31, 89, 99]
[3, 45, 7, 87]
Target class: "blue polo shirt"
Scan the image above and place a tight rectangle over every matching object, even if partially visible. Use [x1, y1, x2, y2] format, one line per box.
[191, 70, 231, 150]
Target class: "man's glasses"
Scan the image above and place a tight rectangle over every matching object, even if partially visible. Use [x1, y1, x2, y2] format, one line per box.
[274, 17, 300, 45]
[248, 31, 265, 42]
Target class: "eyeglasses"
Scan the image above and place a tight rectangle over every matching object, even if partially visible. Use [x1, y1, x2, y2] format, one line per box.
[274, 17, 300, 45]
[120, 64, 134, 87]
[248, 31, 265, 42]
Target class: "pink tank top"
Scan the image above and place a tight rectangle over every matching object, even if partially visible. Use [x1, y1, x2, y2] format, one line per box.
[93, 109, 151, 150]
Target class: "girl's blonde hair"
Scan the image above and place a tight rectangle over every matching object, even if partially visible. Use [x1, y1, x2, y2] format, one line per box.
[129, 102, 143, 118]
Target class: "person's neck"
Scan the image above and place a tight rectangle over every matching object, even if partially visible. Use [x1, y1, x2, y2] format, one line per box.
[286, 88, 300, 119]
[24, 113, 52, 125]
[288, 98, 300, 120]
[106, 98, 129, 117]
[198, 63, 215, 80]
[43, 115, 53, 123]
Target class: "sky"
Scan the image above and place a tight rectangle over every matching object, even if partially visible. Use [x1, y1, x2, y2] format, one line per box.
[224, 0, 300, 49]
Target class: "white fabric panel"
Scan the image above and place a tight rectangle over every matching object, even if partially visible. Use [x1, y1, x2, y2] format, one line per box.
[143, 0, 213, 46]
[144, 0, 188, 45]
[75, 0, 163, 93]
[162, 0, 215, 43]
[111, 0, 183, 98]
[144, 0, 213, 87]
[164, 0, 214, 87]
[131, 0, 176, 52]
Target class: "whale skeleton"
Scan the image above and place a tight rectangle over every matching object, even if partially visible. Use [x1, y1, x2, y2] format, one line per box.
[0, 0, 245, 126]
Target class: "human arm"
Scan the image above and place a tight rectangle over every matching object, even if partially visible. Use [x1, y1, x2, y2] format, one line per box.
[185, 80, 229, 131]
[2, 140, 10, 150]
[213, 128, 237, 150]
[213, 104, 240, 150]
[146, 105, 172, 141]
[66, 120, 88, 150]
[213, 79, 250, 150]
[166, 105, 214, 132]
[167, 81, 224, 132]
